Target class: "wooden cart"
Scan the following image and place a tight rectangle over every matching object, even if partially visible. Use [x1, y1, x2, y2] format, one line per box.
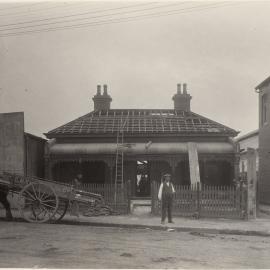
[0, 172, 112, 223]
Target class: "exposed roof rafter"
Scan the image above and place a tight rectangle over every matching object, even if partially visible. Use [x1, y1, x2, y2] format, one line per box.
[45, 109, 239, 138]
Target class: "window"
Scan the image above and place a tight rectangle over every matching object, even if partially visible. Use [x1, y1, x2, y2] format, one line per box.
[261, 94, 267, 125]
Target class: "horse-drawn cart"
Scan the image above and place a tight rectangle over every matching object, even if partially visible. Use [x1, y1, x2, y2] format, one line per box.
[0, 172, 112, 223]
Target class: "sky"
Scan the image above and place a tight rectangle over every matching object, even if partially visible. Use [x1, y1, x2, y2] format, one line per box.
[0, 0, 269, 138]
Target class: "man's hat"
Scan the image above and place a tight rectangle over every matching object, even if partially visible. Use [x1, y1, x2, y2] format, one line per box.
[162, 173, 172, 181]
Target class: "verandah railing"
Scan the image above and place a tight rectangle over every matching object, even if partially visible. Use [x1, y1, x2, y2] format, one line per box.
[80, 183, 129, 214]
[151, 182, 247, 219]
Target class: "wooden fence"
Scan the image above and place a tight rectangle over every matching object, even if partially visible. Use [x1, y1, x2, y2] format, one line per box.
[81, 183, 129, 214]
[79, 181, 247, 219]
[151, 182, 247, 219]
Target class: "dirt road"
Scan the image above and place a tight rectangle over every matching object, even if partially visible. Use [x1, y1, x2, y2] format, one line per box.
[0, 221, 270, 268]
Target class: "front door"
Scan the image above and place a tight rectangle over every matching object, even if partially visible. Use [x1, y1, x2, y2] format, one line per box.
[135, 161, 150, 197]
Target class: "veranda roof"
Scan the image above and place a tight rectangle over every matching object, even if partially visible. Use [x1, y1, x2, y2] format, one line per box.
[48, 142, 235, 156]
[45, 109, 238, 138]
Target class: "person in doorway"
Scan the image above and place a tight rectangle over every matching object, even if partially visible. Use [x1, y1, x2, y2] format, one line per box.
[72, 174, 83, 189]
[158, 173, 175, 224]
[139, 174, 148, 196]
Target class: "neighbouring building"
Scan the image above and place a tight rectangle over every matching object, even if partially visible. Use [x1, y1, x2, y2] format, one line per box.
[255, 76, 270, 204]
[0, 112, 46, 178]
[236, 129, 259, 176]
[44, 83, 239, 199]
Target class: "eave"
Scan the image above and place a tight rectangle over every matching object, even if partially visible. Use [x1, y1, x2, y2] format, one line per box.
[44, 131, 238, 140]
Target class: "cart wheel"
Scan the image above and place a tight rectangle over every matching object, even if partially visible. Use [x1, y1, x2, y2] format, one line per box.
[51, 200, 69, 222]
[18, 182, 59, 223]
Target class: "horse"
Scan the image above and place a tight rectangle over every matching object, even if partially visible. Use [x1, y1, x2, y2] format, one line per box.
[0, 176, 13, 221]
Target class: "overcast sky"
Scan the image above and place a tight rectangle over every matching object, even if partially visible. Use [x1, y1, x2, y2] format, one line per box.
[0, 0, 269, 138]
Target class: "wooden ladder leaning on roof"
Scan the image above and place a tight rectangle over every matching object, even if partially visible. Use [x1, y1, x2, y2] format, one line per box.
[114, 117, 129, 205]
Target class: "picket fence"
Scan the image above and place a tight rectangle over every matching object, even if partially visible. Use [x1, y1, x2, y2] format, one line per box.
[80, 181, 247, 219]
[151, 182, 247, 219]
[81, 183, 129, 214]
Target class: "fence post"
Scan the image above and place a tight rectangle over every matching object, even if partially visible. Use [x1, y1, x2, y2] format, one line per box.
[246, 148, 257, 219]
[196, 182, 201, 218]
[240, 179, 247, 219]
[151, 181, 155, 214]
[256, 179, 259, 216]
[236, 183, 240, 215]
[127, 180, 131, 214]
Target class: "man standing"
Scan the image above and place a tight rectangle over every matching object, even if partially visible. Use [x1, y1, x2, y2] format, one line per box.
[158, 173, 175, 224]
[70, 174, 83, 217]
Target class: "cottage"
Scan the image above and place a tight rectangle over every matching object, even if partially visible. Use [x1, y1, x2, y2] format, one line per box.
[44, 83, 239, 201]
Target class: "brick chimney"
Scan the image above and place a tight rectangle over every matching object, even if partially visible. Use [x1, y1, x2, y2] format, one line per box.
[172, 83, 192, 111]
[92, 84, 112, 110]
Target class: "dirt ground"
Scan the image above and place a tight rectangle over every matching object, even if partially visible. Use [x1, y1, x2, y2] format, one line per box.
[0, 220, 270, 269]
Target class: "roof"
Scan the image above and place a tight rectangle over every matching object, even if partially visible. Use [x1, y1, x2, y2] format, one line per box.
[255, 75, 270, 90]
[45, 109, 238, 138]
[235, 129, 258, 142]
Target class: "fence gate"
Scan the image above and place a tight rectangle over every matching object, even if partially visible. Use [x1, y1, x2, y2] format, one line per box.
[151, 182, 247, 219]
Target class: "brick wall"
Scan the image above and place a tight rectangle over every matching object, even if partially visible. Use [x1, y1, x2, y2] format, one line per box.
[24, 133, 46, 178]
[0, 112, 24, 174]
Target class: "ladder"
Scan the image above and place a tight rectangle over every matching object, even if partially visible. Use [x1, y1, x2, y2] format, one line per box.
[115, 128, 124, 187]
[114, 117, 128, 204]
